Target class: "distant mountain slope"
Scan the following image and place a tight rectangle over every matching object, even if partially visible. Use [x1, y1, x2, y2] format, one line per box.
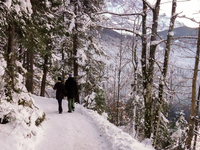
[158, 26, 198, 38]
[100, 26, 198, 40]
[101, 28, 122, 39]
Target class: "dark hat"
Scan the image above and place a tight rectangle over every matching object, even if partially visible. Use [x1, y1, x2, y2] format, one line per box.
[58, 77, 62, 81]
[69, 73, 72, 77]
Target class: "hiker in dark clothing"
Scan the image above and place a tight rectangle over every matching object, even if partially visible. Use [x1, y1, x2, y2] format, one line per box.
[65, 73, 77, 113]
[53, 77, 65, 114]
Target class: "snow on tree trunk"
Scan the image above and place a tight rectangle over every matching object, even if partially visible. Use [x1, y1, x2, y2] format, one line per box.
[185, 24, 200, 149]
[73, 33, 80, 103]
[6, 24, 15, 90]
[142, 0, 161, 139]
[26, 49, 34, 93]
[72, 1, 80, 103]
[153, 0, 177, 146]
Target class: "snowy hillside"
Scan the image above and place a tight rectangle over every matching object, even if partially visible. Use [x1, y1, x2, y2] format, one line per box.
[0, 94, 154, 150]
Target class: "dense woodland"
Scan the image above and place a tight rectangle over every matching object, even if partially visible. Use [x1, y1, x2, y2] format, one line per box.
[0, 0, 200, 149]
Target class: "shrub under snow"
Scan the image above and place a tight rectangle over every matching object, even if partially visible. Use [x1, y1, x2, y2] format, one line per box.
[0, 55, 45, 150]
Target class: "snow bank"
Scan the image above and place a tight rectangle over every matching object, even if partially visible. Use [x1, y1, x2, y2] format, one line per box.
[76, 104, 154, 150]
[0, 56, 45, 150]
[0, 91, 44, 150]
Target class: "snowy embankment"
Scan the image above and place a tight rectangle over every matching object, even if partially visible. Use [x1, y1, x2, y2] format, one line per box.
[77, 102, 154, 150]
[0, 94, 154, 150]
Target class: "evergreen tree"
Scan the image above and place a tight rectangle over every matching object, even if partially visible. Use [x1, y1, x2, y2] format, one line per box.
[81, 36, 107, 113]
[63, 0, 106, 108]
[0, 0, 34, 99]
[29, 0, 63, 96]
[171, 111, 188, 149]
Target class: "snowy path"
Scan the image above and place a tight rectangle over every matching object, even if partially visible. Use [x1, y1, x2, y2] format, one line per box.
[33, 95, 111, 150]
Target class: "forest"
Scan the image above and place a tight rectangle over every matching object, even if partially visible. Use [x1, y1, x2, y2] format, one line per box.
[0, 0, 200, 149]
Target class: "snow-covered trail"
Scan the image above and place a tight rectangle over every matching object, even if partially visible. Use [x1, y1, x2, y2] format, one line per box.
[32, 95, 111, 150]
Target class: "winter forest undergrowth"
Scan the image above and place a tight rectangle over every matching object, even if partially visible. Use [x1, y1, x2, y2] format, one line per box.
[0, 0, 200, 150]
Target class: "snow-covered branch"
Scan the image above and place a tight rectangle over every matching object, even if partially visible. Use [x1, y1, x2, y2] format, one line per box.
[98, 26, 141, 37]
[172, 36, 198, 40]
[98, 11, 143, 16]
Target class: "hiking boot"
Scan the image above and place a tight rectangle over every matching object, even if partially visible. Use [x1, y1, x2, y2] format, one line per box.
[72, 107, 75, 111]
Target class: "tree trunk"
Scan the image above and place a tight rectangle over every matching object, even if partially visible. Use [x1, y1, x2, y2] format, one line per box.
[131, 31, 139, 136]
[26, 49, 34, 93]
[141, 0, 147, 91]
[62, 46, 65, 82]
[141, 0, 148, 137]
[6, 24, 15, 90]
[142, 0, 161, 139]
[185, 25, 200, 149]
[153, 0, 177, 146]
[193, 86, 200, 150]
[72, 1, 80, 103]
[26, 49, 30, 91]
[40, 53, 48, 97]
[73, 33, 80, 103]
[29, 51, 34, 92]
[117, 35, 123, 126]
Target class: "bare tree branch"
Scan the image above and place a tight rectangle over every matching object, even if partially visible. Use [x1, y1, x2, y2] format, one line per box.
[143, 0, 154, 10]
[178, 15, 200, 24]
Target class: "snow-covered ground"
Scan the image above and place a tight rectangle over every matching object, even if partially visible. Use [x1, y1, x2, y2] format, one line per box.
[0, 94, 154, 150]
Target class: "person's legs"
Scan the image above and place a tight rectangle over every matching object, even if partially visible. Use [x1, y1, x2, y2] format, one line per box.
[58, 99, 63, 113]
[72, 98, 75, 111]
[68, 98, 72, 112]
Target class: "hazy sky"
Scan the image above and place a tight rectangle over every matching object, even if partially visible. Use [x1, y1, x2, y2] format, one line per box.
[148, 0, 200, 28]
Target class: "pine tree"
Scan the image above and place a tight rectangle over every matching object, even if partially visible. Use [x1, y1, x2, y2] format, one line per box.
[171, 111, 188, 149]
[81, 36, 107, 113]
[29, 0, 63, 96]
[0, 0, 34, 99]
[64, 0, 106, 106]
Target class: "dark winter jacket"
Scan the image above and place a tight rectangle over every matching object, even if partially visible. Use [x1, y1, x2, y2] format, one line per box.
[65, 77, 77, 99]
[53, 81, 65, 100]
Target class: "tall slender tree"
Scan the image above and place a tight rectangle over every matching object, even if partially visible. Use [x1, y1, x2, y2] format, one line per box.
[153, 0, 178, 146]
[185, 24, 200, 150]
[141, 0, 161, 138]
